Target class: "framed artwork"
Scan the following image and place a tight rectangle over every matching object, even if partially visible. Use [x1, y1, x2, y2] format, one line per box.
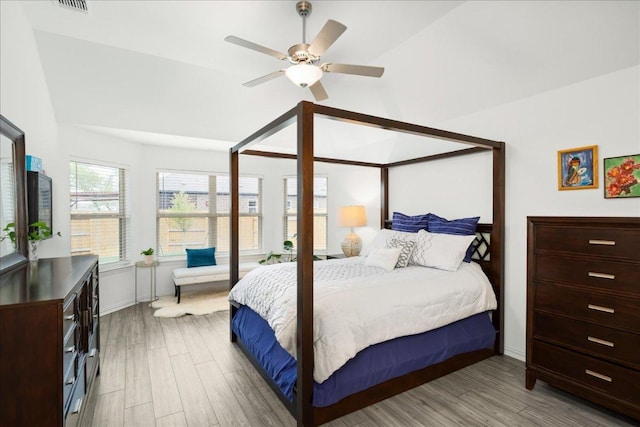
[604, 154, 640, 198]
[557, 145, 598, 190]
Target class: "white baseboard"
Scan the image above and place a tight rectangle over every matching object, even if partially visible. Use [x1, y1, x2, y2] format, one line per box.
[504, 345, 525, 361]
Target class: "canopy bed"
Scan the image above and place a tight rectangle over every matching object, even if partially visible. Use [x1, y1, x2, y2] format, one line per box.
[229, 101, 505, 426]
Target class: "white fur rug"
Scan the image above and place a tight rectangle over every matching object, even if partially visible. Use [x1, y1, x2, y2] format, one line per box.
[151, 289, 229, 318]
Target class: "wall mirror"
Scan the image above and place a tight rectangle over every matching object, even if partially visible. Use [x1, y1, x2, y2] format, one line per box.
[0, 115, 28, 274]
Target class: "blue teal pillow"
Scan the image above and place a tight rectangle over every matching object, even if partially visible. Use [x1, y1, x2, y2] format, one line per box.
[427, 214, 480, 262]
[186, 247, 216, 268]
[391, 211, 430, 233]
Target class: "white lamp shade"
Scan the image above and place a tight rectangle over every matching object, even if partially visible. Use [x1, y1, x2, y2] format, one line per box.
[339, 205, 367, 227]
[285, 63, 323, 88]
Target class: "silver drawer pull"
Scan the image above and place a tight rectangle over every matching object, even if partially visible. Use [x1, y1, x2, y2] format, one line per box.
[588, 304, 614, 314]
[64, 345, 75, 353]
[64, 314, 75, 321]
[589, 239, 615, 246]
[588, 272, 615, 280]
[587, 336, 614, 347]
[66, 376, 76, 386]
[585, 369, 612, 382]
[70, 397, 83, 414]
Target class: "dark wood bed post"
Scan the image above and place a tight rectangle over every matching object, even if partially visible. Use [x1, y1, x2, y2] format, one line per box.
[492, 144, 506, 355]
[381, 167, 389, 229]
[296, 101, 315, 426]
[229, 148, 239, 342]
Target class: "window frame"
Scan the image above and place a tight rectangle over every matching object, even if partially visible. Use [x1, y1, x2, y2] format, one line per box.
[69, 159, 130, 268]
[283, 175, 328, 254]
[156, 170, 262, 258]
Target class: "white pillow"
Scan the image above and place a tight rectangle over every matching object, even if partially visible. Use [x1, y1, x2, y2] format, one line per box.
[362, 228, 416, 256]
[365, 247, 402, 272]
[411, 230, 476, 271]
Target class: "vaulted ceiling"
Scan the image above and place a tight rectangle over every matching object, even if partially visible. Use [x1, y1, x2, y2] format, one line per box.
[18, 1, 639, 158]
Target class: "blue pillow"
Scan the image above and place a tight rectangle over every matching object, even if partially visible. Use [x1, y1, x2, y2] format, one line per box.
[186, 247, 216, 268]
[427, 214, 480, 262]
[391, 211, 430, 233]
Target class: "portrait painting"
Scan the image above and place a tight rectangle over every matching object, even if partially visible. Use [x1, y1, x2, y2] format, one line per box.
[557, 145, 598, 190]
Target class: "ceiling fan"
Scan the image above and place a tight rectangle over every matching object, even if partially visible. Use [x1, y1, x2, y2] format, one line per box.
[225, 1, 384, 101]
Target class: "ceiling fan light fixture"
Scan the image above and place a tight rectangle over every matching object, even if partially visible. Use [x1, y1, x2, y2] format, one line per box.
[285, 63, 322, 88]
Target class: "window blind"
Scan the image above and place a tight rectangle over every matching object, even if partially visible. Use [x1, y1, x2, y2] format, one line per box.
[69, 161, 129, 265]
[283, 176, 328, 252]
[157, 172, 261, 257]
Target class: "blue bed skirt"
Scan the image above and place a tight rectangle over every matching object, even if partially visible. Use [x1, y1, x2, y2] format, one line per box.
[232, 305, 496, 407]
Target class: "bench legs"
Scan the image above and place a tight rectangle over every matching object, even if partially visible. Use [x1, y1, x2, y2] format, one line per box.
[174, 283, 181, 304]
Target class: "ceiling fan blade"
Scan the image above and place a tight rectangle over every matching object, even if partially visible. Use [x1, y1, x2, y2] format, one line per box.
[225, 35, 288, 61]
[308, 20, 347, 57]
[309, 81, 328, 101]
[242, 70, 285, 88]
[322, 63, 385, 78]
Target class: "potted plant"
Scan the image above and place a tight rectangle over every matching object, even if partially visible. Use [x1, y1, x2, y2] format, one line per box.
[140, 247, 155, 265]
[259, 236, 320, 265]
[1, 221, 61, 261]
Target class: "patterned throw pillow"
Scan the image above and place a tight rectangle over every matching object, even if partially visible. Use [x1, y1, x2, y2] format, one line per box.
[363, 228, 416, 257]
[388, 238, 416, 268]
[391, 211, 430, 233]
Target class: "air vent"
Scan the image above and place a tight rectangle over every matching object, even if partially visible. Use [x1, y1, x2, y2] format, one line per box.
[55, 0, 88, 13]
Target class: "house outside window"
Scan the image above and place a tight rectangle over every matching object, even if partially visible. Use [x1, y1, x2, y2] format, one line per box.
[284, 176, 327, 252]
[69, 161, 129, 265]
[157, 172, 261, 257]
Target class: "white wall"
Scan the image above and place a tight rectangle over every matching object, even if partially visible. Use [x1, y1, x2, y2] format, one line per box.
[2, 0, 638, 361]
[388, 66, 640, 360]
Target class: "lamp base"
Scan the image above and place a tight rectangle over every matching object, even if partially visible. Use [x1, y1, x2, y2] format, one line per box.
[341, 232, 362, 257]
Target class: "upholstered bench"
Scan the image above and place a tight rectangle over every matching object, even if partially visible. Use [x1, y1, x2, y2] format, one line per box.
[172, 262, 261, 303]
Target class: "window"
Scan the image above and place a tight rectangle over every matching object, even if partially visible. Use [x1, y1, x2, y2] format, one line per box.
[284, 176, 327, 252]
[157, 172, 261, 257]
[69, 161, 129, 265]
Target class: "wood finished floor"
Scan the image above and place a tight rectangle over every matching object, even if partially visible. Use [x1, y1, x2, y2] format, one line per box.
[84, 303, 638, 427]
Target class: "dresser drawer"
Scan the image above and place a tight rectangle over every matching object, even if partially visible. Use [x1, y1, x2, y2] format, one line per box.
[532, 341, 640, 403]
[535, 254, 638, 295]
[62, 322, 78, 379]
[535, 283, 640, 334]
[535, 225, 640, 261]
[62, 351, 78, 408]
[62, 296, 77, 340]
[534, 312, 640, 369]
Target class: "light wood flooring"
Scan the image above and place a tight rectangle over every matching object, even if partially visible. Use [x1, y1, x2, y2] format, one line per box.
[83, 303, 638, 426]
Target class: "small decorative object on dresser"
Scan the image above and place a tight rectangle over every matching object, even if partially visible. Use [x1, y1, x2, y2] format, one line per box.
[526, 216, 640, 421]
[603, 154, 640, 199]
[557, 145, 598, 190]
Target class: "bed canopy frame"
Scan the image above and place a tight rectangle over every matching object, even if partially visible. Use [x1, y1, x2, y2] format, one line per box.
[230, 101, 505, 426]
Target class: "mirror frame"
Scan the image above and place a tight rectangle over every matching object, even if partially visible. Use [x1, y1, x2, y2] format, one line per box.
[0, 115, 28, 275]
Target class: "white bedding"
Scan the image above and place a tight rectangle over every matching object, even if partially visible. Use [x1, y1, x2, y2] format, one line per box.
[228, 257, 497, 383]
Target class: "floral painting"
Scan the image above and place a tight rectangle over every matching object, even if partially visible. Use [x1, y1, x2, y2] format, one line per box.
[604, 154, 640, 198]
[557, 145, 598, 190]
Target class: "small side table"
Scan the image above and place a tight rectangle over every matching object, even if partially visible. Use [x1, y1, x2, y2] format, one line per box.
[326, 253, 347, 260]
[135, 260, 159, 304]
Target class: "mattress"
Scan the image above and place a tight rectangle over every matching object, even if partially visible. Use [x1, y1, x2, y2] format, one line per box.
[229, 257, 497, 382]
[232, 304, 496, 407]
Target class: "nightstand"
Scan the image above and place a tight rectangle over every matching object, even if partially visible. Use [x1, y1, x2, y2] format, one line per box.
[326, 254, 347, 260]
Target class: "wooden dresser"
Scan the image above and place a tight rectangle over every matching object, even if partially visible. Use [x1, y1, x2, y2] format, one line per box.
[0, 255, 100, 427]
[526, 216, 640, 420]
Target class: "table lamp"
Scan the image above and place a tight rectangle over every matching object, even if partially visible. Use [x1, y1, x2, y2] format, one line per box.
[339, 205, 367, 257]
